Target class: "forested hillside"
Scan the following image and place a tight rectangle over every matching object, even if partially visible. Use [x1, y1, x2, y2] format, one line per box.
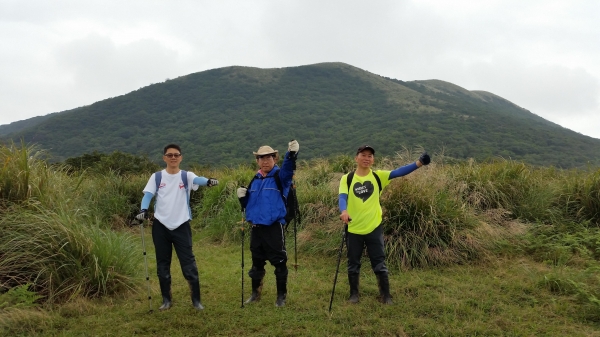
[2, 62, 599, 167]
[0, 113, 57, 136]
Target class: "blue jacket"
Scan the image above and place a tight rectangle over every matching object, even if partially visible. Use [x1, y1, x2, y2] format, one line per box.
[244, 152, 295, 225]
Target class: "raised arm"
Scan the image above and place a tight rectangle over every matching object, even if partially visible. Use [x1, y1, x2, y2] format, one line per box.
[389, 152, 430, 179]
[278, 140, 299, 184]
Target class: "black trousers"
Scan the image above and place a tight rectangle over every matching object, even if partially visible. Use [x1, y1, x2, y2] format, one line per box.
[152, 219, 199, 283]
[248, 223, 288, 280]
[346, 224, 388, 275]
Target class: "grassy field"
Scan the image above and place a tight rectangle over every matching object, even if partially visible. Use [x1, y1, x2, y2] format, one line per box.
[1, 143, 599, 336]
[2, 230, 599, 337]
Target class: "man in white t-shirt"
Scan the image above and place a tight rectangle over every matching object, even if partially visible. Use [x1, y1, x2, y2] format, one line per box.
[135, 144, 218, 311]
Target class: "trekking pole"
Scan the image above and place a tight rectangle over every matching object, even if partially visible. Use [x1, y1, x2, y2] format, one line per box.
[293, 213, 298, 271]
[290, 147, 300, 271]
[241, 210, 246, 308]
[294, 190, 302, 270]
[140, 218, 153, 313]
[291, 183, 299, 271]
[328, 224, 348, 313]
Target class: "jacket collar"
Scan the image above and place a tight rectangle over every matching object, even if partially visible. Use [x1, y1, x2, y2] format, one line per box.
[257, 165, 280, 178]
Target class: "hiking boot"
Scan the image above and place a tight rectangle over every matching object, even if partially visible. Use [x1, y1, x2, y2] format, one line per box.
[159, 297, 172, 311]
[275, 293, 287, 307]
[192, 300, 204, 310]
[245, 278, 264, 304]
[158, 277, 172, 311]
[376, 272, 393, 305]
[189, 280, 204, 310]
[275, 279, 287, 307]
[348, 273, 360, 304]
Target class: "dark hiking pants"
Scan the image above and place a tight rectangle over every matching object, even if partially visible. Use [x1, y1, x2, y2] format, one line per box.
[152, 219, 199, 283]
[346, 224, 388, 275]
[248, 223, 288, 280]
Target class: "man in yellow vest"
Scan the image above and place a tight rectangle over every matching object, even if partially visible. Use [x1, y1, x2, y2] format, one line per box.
[338, 145, 430, 304]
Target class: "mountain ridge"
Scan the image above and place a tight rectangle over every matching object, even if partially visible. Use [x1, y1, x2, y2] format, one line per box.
[2, 62, 599, 168]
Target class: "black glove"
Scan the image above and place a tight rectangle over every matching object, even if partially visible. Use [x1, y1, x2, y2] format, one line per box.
[207, 178, 218, 187]
[135, 209, 148, 221]
[419, 152, 431, 166]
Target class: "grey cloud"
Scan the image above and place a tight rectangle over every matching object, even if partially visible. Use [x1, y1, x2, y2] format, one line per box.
[1, 0, 599, 139]
[55, 34, 180, 95]
[463, 61, 600, 116]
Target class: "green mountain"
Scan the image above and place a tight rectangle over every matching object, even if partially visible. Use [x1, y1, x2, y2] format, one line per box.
[2, 62, 599, 167]
[0, 113, 57, 137]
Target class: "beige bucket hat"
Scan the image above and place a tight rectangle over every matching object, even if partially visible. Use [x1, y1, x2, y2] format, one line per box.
[253, 145, 278, 156]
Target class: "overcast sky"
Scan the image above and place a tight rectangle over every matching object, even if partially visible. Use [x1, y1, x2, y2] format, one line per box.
[1, 0, 599, 139]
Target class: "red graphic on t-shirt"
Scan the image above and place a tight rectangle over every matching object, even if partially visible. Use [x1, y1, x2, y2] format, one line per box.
[179, 182, 185, 189]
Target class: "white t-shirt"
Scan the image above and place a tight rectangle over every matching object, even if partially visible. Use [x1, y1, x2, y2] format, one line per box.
[143, 169, 198, 230]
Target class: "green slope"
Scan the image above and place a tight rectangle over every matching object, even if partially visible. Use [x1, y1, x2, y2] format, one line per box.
[3, 62, 600, 167]
[0, 113, 57, 137]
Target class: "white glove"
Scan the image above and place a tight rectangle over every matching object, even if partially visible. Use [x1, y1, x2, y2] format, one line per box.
[288, 140, 299, 152]
[207, 178, 218, 187]
[237, 187, 247, 198]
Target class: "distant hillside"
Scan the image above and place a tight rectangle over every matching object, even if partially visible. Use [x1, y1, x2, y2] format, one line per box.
[2, 62, 600, 168]
[0, 113, 57, 137]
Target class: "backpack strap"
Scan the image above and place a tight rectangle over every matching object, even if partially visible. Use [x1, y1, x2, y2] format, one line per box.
[273, 171, 287, 205]
[346, 170, 382, 195]
[373, 171, 382, 194]
[346, 171, 354, 195]
[154, 171, 162, 218]
[181, 170, 191, 219]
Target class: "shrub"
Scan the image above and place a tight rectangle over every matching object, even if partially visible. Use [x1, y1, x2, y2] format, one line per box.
[381, 173, 482, 269]
[558, 168, 600, 225]
[0, 142, 48, 203]
[446, 159, 563, 223]
[63, 151, 160, 175]
[330, 154, 354, 173]
[0, 203, 141, 303]
[190, 166, 255, 242]
[80, 171, 148, 229]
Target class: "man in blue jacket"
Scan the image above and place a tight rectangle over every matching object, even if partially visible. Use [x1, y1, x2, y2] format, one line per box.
[237, 140, 299, 307]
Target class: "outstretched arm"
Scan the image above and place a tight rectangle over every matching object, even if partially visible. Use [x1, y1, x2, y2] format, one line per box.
[193, 176, 208, 186]
[389, 162, 419, 179]
[193, 176, 219, 187]
[389, 152, 430, 179]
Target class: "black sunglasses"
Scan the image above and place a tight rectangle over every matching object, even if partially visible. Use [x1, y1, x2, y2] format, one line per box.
[164, 153, 181, 158]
